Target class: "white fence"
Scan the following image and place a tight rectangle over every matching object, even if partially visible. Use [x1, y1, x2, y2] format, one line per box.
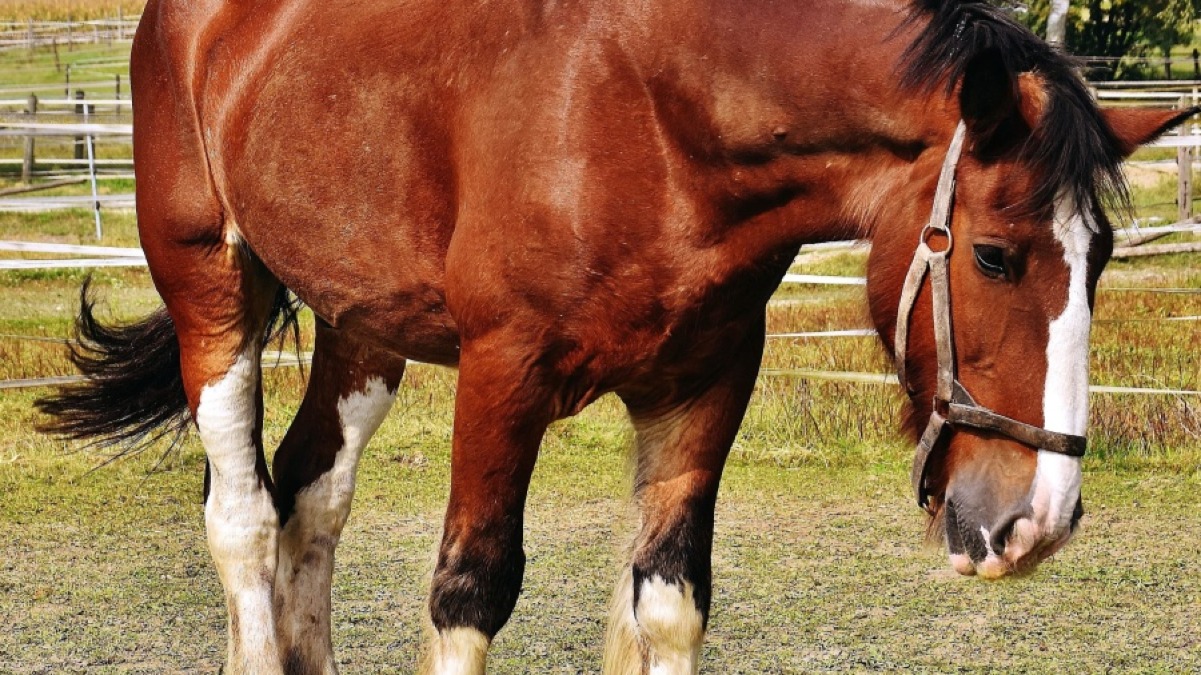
[0, 17, 140, 50]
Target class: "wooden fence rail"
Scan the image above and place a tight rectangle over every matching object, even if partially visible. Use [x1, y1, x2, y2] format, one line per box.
[0, 16, 140, 50]
[0, 91, 1197, 242]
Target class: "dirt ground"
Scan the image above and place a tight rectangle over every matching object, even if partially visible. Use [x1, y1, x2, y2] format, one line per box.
[2, 426, 1199, 674]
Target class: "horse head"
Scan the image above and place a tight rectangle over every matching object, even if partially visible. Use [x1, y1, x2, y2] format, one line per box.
[867, 3, 1196, 578]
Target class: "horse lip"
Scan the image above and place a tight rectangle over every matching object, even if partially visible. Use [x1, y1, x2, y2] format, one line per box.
[949, 553, 977, 576]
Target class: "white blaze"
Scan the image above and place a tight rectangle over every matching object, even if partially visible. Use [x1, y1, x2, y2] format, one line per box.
[1033, 199, 1092, 536]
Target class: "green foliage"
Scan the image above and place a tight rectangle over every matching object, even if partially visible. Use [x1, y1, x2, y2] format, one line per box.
[1019, 0, 1200, 75]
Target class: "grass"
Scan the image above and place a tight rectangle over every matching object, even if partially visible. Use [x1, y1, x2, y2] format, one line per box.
[2, 382, 1200, 672]
[0, 192, 1198, 671]
[0, 1, 143, 22]
[0, 42, 131, 91]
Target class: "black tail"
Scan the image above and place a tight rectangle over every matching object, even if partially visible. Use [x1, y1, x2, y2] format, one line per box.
[35, 278, 301, 453]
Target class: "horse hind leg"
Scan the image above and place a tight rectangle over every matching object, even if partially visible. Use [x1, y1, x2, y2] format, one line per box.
[272, 323, 405, 675]
[604, 329, 764, 675]
[148, 239, 287, 673]
[129, 16, 292, 667]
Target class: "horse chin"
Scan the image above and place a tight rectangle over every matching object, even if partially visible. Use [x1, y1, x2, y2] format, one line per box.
[945, 518, 1075, 579]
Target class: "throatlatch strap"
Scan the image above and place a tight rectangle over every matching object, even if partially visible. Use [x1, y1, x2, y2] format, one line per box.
[894, 244, 930, 391]
[912, 410, 948, 509]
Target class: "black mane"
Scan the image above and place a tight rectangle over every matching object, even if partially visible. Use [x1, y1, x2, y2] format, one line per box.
[901, 0, 1128, 226]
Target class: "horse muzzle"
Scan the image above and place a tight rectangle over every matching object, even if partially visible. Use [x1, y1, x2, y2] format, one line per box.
[944, 487, 1084, 579]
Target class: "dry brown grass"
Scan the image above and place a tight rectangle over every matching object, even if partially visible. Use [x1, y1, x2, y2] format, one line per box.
[0, 0, 144, 21]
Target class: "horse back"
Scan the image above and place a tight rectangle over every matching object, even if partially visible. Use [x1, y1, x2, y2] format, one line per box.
[133, 0, 913, 392]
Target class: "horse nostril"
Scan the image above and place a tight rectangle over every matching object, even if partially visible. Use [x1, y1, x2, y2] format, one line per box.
[989, 514, 1021, 557]
[944, 500, 967, 555]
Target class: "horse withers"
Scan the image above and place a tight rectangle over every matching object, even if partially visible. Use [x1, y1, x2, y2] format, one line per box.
[37, 0, 1194, 672]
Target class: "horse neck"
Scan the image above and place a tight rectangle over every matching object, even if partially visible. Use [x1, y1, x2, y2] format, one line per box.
[634, 0, 947, 245]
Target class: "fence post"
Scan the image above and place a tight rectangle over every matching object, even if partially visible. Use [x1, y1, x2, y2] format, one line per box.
[74, 90, 86, 161]
[67, 15, 73, 51]
[115, 74, 122, 115]
[82, 99, 103, 239]
[1165, 54, 1173, 80]
[22, 94, 37, 185]
[1178, 98, 1193, 224]
[26, 19, 33, 60]
[64, 64, 70, 98]
[1194, 48, 1200, 80]
[1179, 145, 1193, 224]
[118, 8, 124, 40]
[1195, 89, 1201, 228]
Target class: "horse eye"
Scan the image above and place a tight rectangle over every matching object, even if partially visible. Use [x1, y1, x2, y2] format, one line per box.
[973, 244, 1007, 278]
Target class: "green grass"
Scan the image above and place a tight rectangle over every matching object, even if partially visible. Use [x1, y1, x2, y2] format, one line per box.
[2, 381, 1200, 672]
[0, 42, 130, 91]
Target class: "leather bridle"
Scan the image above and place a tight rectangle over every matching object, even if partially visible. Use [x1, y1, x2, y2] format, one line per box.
[894, 121, 1087, 513]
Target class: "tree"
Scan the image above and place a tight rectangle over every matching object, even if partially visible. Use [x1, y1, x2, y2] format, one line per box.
[1047, 0, 1070, 44]
[1020, 0, 1200, 78]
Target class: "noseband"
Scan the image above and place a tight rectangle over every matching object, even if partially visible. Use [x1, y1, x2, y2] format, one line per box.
[894, 121, 1087, 513]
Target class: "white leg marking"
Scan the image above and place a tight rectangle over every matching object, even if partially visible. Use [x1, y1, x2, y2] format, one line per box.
[1034, 200, 1092, 538]
[276, 377, 396, 674]
[603, 567, 643, 675]
[604, 569, 706, 675]
[197, 348, 283, 675]
[636, 576, 704, 675]
[423, 627, 490, 675]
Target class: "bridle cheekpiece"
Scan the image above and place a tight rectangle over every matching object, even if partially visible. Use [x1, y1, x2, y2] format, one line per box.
[894, 121, 1087, 513]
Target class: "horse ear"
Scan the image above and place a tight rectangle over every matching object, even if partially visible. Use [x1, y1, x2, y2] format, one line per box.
[1014, 72, 1049, 129]
[959, 48, 1018, 143]
[1101, 106, 1200, 158]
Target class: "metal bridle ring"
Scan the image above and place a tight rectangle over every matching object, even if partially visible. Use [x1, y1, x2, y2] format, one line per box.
[919, 223, 953, 254]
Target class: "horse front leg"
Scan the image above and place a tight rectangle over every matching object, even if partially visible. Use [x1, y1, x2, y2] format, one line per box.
[271, 323, 405, 675]
[421, 337, 553, 675]
[604, 325, 765, 675]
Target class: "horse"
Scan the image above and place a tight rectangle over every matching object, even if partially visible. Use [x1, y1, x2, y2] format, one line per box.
[35, 0, 1194, 672]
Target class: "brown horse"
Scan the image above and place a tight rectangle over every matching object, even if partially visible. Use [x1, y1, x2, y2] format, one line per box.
[37, 0, 1193, 672]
